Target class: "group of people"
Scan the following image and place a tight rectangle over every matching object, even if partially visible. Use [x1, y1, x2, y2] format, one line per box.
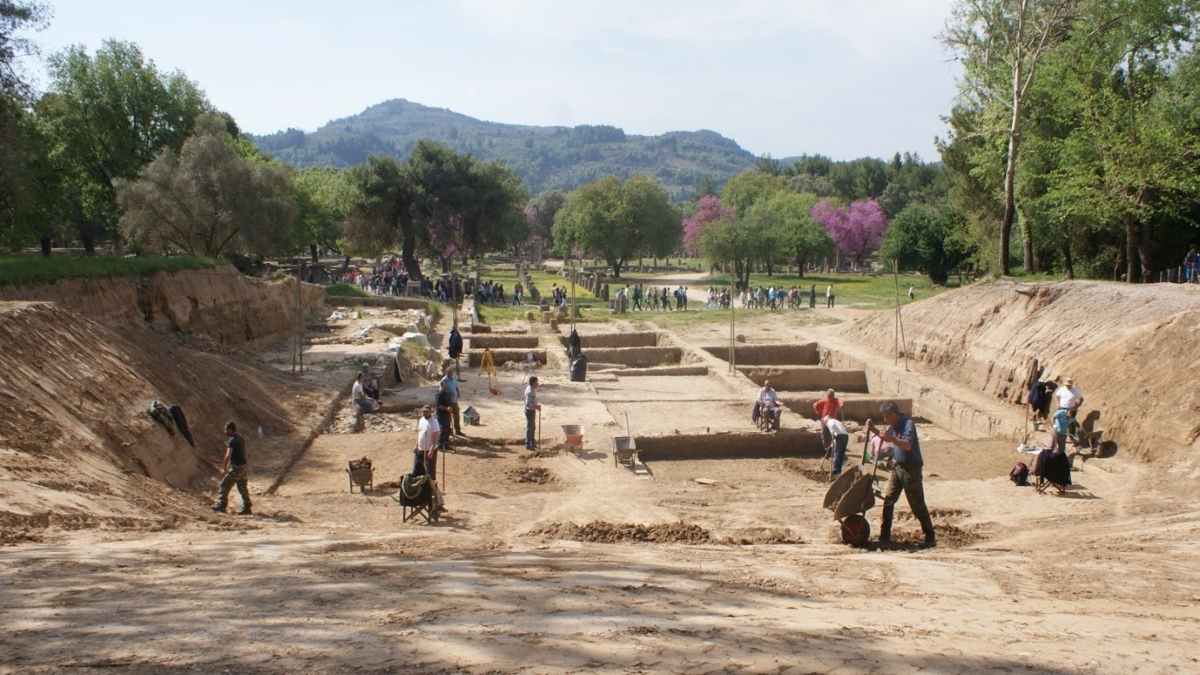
[613, 285, 691, 312]
[1025, 372, 1084, 494]
[741, 284, 835, 310]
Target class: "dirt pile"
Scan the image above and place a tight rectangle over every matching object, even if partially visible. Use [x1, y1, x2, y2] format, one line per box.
[0, 301, 325, 533]
[530, 520, 712, 544]
[0, 265, 324, 346]
[506, 467, 553, 484]
[847, 280, 1200, 464]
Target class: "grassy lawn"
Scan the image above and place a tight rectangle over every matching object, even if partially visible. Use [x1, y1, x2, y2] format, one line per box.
[477, 267, 598, 301]
[671, 271, 961, 310]
[0, 255, 219, 288]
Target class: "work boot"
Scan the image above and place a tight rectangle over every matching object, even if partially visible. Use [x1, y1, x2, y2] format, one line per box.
[211, 504, 226, 513]
[921, 531, 936, 548]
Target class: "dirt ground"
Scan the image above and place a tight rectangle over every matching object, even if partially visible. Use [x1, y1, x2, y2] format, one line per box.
[3, 290, 1200, 674]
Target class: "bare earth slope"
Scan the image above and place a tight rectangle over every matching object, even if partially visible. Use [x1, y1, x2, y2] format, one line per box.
[847, 279, 1200, 466]
[0, 268, 328, 536]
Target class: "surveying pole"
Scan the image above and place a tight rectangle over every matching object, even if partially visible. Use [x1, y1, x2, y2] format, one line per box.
[729, 271, 736, 375]
[570, 257, 577, 332]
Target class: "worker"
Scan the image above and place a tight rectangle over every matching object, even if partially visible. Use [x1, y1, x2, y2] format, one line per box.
[435, 379, 454, 450]
[211, 421, 251, 515]
[1054, 377, 1083, 416]
[352, 372, 380, 414]
[824, 415, 850, 476]
[813, 388, 843, 450]
[567, 328, 582, 360]
[873, 401, 936, 548]
[440, 365, 462, 437]
[414, 405, 444, 511]
[524, 376, 542, 450]
[758, 380, 781, 431]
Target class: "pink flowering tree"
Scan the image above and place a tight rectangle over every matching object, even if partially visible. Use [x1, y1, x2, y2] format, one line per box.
[682, 195, 733, 257]
[810, 198, 889, 268]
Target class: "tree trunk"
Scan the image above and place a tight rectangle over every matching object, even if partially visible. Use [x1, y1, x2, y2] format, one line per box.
[1021, 210, 1036, 273]
[610, 258, 623, 278]
[1000, 26, 1026, 277]
[1137, 220, 1153, 282]
[795, 252, 806, 278]
[39, 236, 51, 257]
[1062, 235, 1074, 280]
[1125, 218, 1138, 283]
[309, 243, 319, 264]
[401, 233, 422, 280]
[79, 224, 97, 256]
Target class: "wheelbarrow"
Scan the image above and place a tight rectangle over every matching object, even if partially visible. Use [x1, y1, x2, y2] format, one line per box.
[822, 426, 885, 547]
[346, 457, 374, 494]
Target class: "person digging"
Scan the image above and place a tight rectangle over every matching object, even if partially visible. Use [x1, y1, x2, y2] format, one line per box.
[212, 421, 251, 515]
[871, 402, 935, 549]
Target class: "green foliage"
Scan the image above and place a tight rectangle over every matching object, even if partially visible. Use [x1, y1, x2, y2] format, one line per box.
[880, 203, 971, 284]
[292, 166, 359, 260]
[251, 99, 758, 200]
[0, 254, 217, 287]
[552, 175, 680, 276]
[325, 282, 368, 298]
[115, 114, 298, 257]
[40, 40, 212, 252]
[748, 191, 832, 275]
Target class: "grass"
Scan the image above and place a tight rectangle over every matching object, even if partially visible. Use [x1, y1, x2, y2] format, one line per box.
[325, 282, 368, 298]
[478, 268, 598, 301]
[0, 255, 218, 288]
[684, 271, 961, 310]
[634, 308, 843, 329]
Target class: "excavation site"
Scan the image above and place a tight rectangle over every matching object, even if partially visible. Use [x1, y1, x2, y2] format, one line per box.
[1, 266, 1199, 675]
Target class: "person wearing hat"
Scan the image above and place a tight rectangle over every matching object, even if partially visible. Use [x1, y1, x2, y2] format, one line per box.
[1054, 377, 1083, 416]
[872, 401, 936, 548]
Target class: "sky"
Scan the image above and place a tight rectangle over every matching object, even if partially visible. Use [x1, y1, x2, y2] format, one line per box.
[29, 0, 961, 161]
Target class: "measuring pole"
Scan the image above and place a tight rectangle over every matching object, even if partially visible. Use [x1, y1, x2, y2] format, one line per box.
[571, 258, 577, 332]
[729, 270, 736, 375]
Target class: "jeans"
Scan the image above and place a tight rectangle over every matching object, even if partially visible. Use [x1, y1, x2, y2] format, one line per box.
[832, 434, 849, 475]
[525, 409, 536, 449]
[880, 463, 935, 543]
[215, 465, 251, 511]
[437, 415, 451, 449]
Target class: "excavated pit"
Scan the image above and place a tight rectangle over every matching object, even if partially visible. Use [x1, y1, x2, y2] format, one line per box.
[615, 366, 709, 377]
[468, 335, 540, 349]
[580, 347, 682, 368]
[780, 396, 913, 423]
[703, 343, 819, 366]
[565, 331, 661, 349]
[635, 431, 824, 461]
[738, 366, 868, 392]
[467, 349, 547, 367]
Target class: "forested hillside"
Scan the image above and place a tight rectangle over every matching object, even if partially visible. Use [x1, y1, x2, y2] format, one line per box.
[251, 99, 757, 199]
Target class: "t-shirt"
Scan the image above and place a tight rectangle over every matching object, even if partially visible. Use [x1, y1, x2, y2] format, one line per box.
[814, 398, 842, 419]
[524, 385, 537, 411]
[227, 433, 247, 466]
[888, 415, 923, 467]
[825, 417, 849, 437]
[759, 388, 778, 406]
[1055, 386, 1081, 409]
[352, 380, 366, 402]
[441, 375, 459, 403]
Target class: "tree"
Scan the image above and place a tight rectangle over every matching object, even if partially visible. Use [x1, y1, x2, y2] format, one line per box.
[942, 0, 1082, 275]
[880, 204, 971, 284]
[344, 156, 420, 277]
[681, 195, 732, 257]
[116, 114, 297, 257]
[749, 191, 831, 277]
[41, 40, 210, 253]
[552, 175, 679, 277]
[525, 191, 566, 241]
[0, 0, 49, 98]
[812, 198, 890, 267]
[292, 167, 358, 262]
[721, 170, 787, 217]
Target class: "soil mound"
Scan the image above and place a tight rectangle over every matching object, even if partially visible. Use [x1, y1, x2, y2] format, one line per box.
[847, 280, 1200, 465]
[0, 301, 325, 533]
[506, 467, 553, 484]
[531, 520, 712, 544]
[721, 527, 804, 545]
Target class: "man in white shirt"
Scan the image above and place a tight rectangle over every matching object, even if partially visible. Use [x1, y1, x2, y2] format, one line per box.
[524, 376, 541, 450]
[758, 381, 781, 431]
[414, 405, 443, 510]
[1054, 377, 1083, 414]
[824, 415, 850, 476]
[352, 372, 380, 414]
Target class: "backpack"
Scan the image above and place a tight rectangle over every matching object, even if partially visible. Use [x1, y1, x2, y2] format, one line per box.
[1010, 462, 1030, 486]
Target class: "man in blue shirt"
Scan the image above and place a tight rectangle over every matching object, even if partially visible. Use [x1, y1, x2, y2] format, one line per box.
[873, 402, 936, 548]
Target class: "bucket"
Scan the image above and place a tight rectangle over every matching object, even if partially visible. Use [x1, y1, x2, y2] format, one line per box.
[562, 424, 583, 448]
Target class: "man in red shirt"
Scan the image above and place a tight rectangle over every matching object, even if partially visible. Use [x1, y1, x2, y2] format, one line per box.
[813, 389, 843, 451]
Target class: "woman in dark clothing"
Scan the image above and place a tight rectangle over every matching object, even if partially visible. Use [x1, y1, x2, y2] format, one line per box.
[435, 380, 454, 450]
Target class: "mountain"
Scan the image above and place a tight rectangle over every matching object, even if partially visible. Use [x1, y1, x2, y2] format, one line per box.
[251, 99, 758, 199]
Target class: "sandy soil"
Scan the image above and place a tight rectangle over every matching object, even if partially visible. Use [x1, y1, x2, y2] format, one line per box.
[3, 292, 1200, 674]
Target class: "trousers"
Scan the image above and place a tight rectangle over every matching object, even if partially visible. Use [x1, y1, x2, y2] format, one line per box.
[879, 463, 935, 543]
[215, 465, 251, 511]
[525, 409, 536, 449]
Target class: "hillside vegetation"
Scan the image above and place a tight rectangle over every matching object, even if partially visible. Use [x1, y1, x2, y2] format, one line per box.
[252, 99, 758, 199]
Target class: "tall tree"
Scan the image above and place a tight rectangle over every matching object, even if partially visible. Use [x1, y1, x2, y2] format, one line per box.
[552, 175, 679, 277]
[344, 156, 420, 278]
[943, 0, 1081, 275]
[116, 114, 297, 257]
[292, 166, 358, 263]
[41, 40, 209, 253]
[749, 191, 831, 277]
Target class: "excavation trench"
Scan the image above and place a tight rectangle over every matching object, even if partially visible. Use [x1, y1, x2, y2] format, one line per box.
[780, 396, 912, 423]
[580, 347, 682, 368]
[634, 430, 824, 461]
[739, 366, 868, 392]
[467, 349, 547, 367]
[703, 343, 819, 366]
[468, 335, 540, 349]
[563, 331, 661, 349]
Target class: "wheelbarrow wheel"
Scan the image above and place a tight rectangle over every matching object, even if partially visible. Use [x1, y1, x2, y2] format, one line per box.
[840, 515, 871, 548]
